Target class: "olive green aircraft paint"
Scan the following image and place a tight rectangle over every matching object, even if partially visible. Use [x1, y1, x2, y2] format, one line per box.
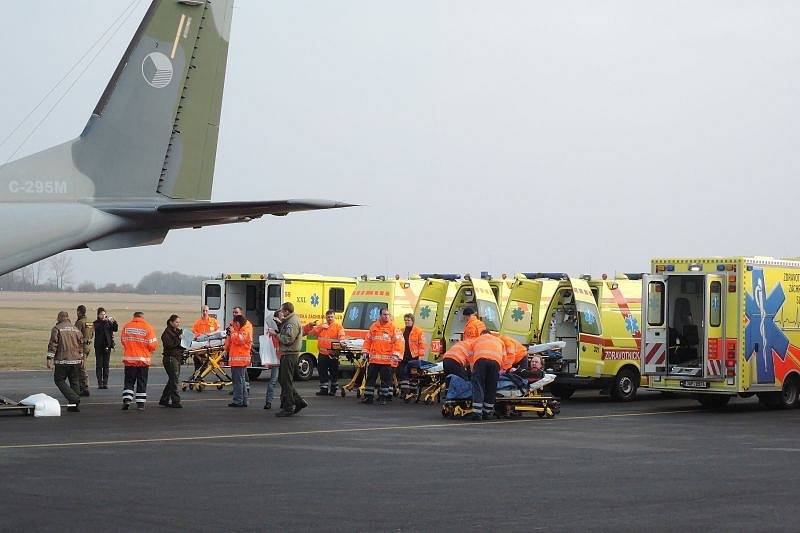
[0, 0, 354, 276]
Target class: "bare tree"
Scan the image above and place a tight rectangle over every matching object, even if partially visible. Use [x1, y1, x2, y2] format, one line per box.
[49, 255, 73, 290]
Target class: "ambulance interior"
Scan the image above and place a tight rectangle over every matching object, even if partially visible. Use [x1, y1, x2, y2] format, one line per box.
[444, 287, 501, 347]
[545, 289, 580, 361]
[222, 280, 266, 343]
[665, 276, 704, 376]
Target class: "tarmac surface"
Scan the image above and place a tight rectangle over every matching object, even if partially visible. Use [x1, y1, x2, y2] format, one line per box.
[2, 369, 800, 532]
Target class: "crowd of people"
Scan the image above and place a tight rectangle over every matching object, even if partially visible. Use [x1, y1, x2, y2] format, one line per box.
[45, 303, 532, 421]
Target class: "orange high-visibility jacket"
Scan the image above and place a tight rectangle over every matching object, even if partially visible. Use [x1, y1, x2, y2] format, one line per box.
[363, 320, 402, 365]
[463, 315, 487, 340]
[469, 334, 505, 367]
[499, 334, 527, 371]
[193, 316, 220, 336]
[306, 321, 346, 356]
[404, 326, 426, 359]
[225, 321, 253, 367]
[443, 338, 477, 367]
[121, 317, 158, 367]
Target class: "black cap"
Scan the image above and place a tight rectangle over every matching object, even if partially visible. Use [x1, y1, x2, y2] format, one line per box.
[462, 307, 475, 316]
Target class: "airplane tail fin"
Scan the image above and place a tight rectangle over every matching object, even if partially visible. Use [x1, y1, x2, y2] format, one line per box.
[73, 0, 234, 201]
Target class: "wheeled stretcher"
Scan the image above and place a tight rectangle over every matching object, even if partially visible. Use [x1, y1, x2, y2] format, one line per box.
[332, 339, 367, 398]
[180, 332, 233, 392]
[403, 359, 446, 405]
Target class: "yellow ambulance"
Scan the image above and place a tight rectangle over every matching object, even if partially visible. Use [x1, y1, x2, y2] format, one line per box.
[342, 276, 426, 338]
[482, 273, 514, 313]
[201, 273, 357, 380]
[414, 275, 503, 361]
[641, 257, 800, 408]
[499, 273, 644, 401]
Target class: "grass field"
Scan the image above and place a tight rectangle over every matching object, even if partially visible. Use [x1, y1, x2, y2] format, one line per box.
[0, 292, 198, 370]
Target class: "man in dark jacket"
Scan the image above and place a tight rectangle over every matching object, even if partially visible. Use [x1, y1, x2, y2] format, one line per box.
[47, 311, 84, 412]
[92, 307, 118, 389]
[159, 314, 185, 408]
[275, 302, 309, 417]
[74, 305, 93, 396]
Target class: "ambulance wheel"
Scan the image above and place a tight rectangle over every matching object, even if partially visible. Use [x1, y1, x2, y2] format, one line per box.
[296, 354, 315, 381]
[610, 367, 639, 402]
[551, 385, 574, 401]
[781, 374, 800, 408]
[247, 368, 263, 381]
[696, 395, 731, 409]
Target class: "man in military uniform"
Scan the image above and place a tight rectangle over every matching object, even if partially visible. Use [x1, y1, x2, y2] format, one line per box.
[275, 302, 309, 417]
[74, 305, 94, 396]
[47, 311, 84, 412]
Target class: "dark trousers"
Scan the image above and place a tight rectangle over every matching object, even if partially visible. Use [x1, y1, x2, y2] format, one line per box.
[278, 353, 304, 412]
[471, 359, 499, 415]
[95, 347, 111, 387]
[160, 356, 181, 405]
[365, 363, 393, 399]
[317, 355, 339, 392]
[396, 359, 410, 394]
[54, 364, 81, 404]
[443, 359, 469, 380]
[123, 366, 149, 405]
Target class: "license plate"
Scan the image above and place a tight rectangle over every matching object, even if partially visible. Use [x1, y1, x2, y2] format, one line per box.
[680, 380, 709, 389]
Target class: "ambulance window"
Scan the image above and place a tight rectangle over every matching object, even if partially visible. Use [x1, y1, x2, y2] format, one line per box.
[366, 304, 388, 324]
[576, 302, 601, 336]
[478, 301, 501, 332]
[205, 285, 221, 310]
[416, 300, 439, 330]
[329, 288, 345, 313]
[267, 285, 282, 311]
[710, 281, 722, 327]
[647, 282, 665, 326]
[246, 286, 257, 311]
[343, 303, 366, 329]
[502, 300, 532, 333]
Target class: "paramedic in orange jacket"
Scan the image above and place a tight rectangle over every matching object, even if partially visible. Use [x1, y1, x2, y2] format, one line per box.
[120, 312, 159, 411]
[462, 307, 486, 340]
[498, 334, 528, 372]
[226, 315, 253, 407]
[305, 309, 346, 396]
[362, 308, 402, 405]
[191, 305, 220, 371]
[442, 337, 476, 381]
[397, 313, 426, 398]
[469, 330, 505, 421]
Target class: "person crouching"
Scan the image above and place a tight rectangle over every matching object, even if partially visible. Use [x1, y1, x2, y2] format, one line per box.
[469, 330, 505, 421]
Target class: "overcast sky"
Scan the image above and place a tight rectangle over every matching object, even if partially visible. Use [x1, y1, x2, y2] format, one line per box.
[2, 1, 799, 286]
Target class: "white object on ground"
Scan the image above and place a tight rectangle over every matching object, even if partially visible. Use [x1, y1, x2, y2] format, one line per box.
[19, 393, 62, 417]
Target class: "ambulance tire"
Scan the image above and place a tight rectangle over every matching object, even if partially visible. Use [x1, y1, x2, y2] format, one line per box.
[696, 395, 731, 409]
[551, 385, 574, 400]
[296, 354, 315, 381]
[610, 367, 639, 402]
[778, 375, 799, 408]
[247, 368, 263, 381]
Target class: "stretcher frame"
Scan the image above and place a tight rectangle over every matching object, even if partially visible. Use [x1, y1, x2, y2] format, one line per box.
[180, 344, 233, 392]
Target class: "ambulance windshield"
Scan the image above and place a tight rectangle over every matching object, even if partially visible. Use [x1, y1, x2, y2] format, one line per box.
[478, 301, 501, 332]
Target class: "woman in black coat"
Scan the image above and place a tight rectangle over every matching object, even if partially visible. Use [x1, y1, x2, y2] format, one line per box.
[159, 314, 186, 408]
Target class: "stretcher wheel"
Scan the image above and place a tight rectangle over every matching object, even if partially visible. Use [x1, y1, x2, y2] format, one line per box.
[537, 410, 546, 418]
[217, 384, 224, 390]
[441, 408, 448, 418]
[181, 385, 187, 391]
[545, 408, 555, 419]
[340, 388, 346, 397]
[356, 390, 361, 398]
[196, 384, 204, 392]
[188, 384, 194, 390]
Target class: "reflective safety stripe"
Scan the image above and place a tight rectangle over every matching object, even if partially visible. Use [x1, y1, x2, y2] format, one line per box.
[54, 360, 82, 365]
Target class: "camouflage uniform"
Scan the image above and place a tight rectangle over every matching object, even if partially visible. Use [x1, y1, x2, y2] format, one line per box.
[74, 313, 94, 394]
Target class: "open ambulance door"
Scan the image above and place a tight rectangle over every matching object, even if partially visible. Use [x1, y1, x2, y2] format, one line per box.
[471, 279, 502, 332]
[500, 279, 558, 344]
[202, 280, 225, 322]
[571, 278, 604, 378]
[414, 279, 450, 360]
[641, 275, 668, 375]
[264, 281, 283, 331]
[704, 275, 725, 379]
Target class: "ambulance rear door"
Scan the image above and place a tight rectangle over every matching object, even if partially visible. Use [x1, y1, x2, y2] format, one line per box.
[641, 275, 668, 375]
[264, 280, 284, 331]
[472, 279, 502, 332]
[500, 279, 559, 344]
[571, 278, 604, 377]
[704, 274, 726, 379]
[202, 280, 225, 322]
[414, 279, 450, 360]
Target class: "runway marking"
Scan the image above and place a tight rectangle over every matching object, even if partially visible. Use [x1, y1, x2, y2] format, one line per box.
[754, 447, 800, 452]
[0, 408, 698, 450]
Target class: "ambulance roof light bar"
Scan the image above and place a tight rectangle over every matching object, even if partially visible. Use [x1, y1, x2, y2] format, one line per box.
[419, 274, 461, 281]
[521, 272, 568, 281]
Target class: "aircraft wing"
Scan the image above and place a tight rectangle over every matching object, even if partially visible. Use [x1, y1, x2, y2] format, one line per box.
[102, 199, 357, 228]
